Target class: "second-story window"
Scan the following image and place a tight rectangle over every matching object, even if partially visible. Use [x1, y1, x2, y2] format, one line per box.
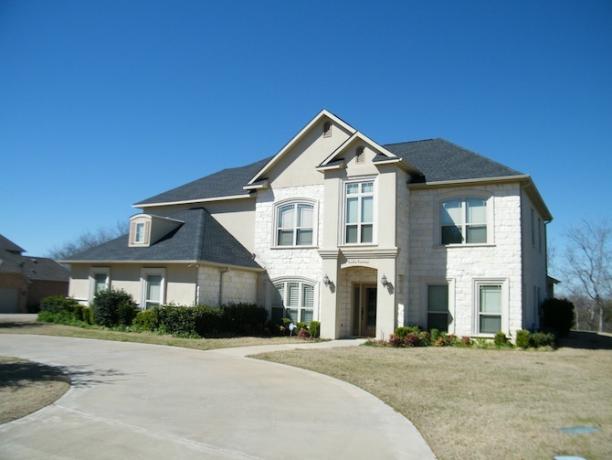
[345, 181, 374, 244]
[134, 222, 145, 243]
[440, 198, 487, 245]
[276, 202, 314, 246]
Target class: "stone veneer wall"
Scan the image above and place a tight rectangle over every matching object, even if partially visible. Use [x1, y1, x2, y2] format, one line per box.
[407, 183, 524, 337]
[197, 266, 257, 306]
[254, 185, 324, 318]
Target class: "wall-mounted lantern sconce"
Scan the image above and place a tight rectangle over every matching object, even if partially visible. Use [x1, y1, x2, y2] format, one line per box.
[323, 274, 331, 286]
[381, 274, 390, 287]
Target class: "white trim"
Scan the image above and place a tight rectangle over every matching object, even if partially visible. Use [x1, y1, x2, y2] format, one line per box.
[130, 213, 185, 224]
[320, 131, 399, 167]
[133, 194, 253, 208]
[243, 181, 269, 190]
[140, 267, 166, 309]
[247, 109, 357, 185]
[272, 198, 318, 248]
[88, 267, 110, 303]
[409, 174, 531, 188]
[342, 178, 376, 246]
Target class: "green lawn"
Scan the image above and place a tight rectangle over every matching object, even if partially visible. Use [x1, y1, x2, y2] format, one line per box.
[255, 333, 612, 460]
[0, 320, 311, 351]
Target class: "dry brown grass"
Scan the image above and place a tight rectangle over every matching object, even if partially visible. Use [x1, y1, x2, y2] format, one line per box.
[0, 356, 70, 424]
[0, 321, 310, 351]
[256, 336, 612, 460]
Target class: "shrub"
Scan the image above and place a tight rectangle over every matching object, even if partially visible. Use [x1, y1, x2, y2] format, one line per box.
[418, 331, 431, 346]
[297, 328, 311, 339]
[40, 295, 80, 313]
[157, 305, 199, 336]
[388, 334, 403, 347]
[194, 306, 224, 336]
[460, 336, 472, 347]
[541, 298, 574, 336]
[516, 329, 530, 349]
[403, 332, 421, 347]
[309, 321, 321, 338]
[296, 322, 308, 332]
[221, 304, 267, 335]
[133, 309, 159, 331]
[430, 328, 441, 343]
[433, 333, 457, 347]
[395, 325, 420, 340]
[529, 331, 556, 348]
[494, 332, 508, 347]
[91, 290, 136, 327]
[117, 302, 138, 326]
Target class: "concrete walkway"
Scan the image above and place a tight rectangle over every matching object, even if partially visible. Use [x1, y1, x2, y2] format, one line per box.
[0, 335, 434, 459]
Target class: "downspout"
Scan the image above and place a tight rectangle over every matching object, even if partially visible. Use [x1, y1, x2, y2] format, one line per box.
[218, 268, 229, 306]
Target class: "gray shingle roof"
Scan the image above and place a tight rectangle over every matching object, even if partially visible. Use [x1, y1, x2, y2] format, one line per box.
[382, 138, 524, 182]
[135, 157, 272, 206]
[65, 208, 260, 269]
[135, 139, 523, 206]
[0, 234, 25, 254]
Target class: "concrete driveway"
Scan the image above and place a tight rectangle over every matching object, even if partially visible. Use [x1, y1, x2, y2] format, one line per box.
[0, 335, 434, 459]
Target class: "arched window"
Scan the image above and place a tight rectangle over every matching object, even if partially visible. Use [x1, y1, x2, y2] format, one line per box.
[440, 197, 488, 245]
[275, 202, 314, 246]
[272, 279, 315, 323]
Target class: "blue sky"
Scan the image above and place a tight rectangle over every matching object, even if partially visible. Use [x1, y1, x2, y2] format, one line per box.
[1, 0, 610, 264]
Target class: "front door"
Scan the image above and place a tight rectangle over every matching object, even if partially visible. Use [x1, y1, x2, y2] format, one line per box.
[352, 284, 377, 337]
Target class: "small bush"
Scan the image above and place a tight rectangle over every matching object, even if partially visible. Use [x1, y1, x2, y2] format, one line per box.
[309, 321, 321, 338]
[296, 322, 308, 332]
[516, 329, 530, 348]
[133, 309, 159, 331]
[221, 304, 267, 335]
[117, 302, 138, 326]
[40, 295, 80, 313]
[92, 290, 136, 327]
[389, 334, 403, 347]
[157, 305, 199, 336]
[459, 336, 472, 347]
[403, 332, 421, 347]
[529, 331, 556, 348]
[430, 328, 441, 343]
[541, 298, 574, 336]
[418, 331, 431, 346]
[297, 328, 311, 339]
[38, 296, 86, 325]
[494, 332, 508, 347]
[394, 326, 420, 340]
[433, 333, 457, 347]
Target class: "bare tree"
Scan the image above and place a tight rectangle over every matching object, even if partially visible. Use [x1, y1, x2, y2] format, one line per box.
[564, 220, 611, 332]
[48, 221, 129, 260]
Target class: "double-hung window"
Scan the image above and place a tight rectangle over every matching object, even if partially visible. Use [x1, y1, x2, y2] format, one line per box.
[134, 222, 145, 243]
[89, 268, 110, 302]
[440, 198, 487, 245]
[478, 284, 502, 334]
[345, 181, 374, 244]
[141, 269, 165, 309]
[276, 203, 314, 246]
[272, 280, 315, 323]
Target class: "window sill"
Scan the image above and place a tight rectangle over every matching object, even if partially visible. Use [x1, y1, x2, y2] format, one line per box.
[271, 245, 319, 250]
[338, 243, 378, 248]
[436, 243, 495, 249]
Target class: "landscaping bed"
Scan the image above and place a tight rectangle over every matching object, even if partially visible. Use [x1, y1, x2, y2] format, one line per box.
[0, 356, 70, 424]
[255, 338, 612, 460]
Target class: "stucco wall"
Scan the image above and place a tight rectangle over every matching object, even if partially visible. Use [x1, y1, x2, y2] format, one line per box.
[338, 267, 378, 337]
[68, 263, 197, 306]
[407, 183, 524, 337]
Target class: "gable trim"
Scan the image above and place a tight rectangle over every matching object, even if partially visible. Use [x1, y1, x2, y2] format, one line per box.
[246, 109, 357, 185]
[133, 194, 253, 209]
[319, 131, 399, 167]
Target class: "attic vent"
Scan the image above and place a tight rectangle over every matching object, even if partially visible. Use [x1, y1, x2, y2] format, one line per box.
[355, 146, 365, 163]
[322, 121, 332, 138]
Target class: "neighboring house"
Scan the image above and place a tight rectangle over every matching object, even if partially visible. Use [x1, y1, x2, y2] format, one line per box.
[0, 234, 69, 313]
[64, 110, 551, 339]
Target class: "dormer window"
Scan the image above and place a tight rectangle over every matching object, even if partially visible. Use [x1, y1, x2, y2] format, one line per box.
[134, 223, 145, 243]
[322, 121, 332, 138]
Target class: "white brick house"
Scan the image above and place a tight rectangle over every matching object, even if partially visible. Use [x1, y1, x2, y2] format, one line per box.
[65, 110, 552, 340]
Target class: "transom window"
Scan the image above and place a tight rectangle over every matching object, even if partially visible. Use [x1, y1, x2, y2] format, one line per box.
[478, 284, 502, 334]
[276, 202, 314, 246]
[427, 285, 449, 332]
[345, 181, 374, 244]
[440, 198, 487, 245]
[272, 280, 315, 324]
[134, 222, 145, 243]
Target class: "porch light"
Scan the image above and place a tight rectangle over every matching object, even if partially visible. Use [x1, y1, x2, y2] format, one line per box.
[381, 274, 389, 287]
[323, 274, 330, 286]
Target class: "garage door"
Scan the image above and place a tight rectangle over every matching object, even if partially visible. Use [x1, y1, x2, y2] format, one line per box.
[0, 288, 19, 313]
